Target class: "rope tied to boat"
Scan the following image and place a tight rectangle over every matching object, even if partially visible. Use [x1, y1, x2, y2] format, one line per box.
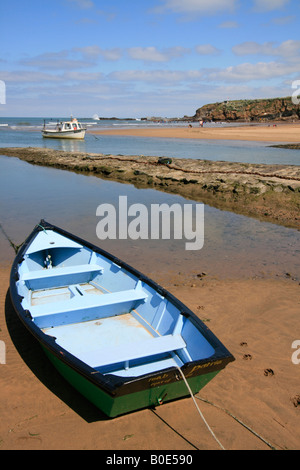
[195, 396, 277, 451]
[0, 222, 24, 254]
[174, 367, 277, 450]
[37, 223, 48, 234]
[176, 366, 226, 450]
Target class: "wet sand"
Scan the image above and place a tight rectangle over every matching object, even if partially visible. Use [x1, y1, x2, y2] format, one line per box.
[1, 264, 299, 450]
[1, 147, 299, 230]
[90, 122, 300, 143]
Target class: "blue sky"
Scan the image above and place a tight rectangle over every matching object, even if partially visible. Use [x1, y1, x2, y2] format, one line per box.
[1, 0, 300, 117]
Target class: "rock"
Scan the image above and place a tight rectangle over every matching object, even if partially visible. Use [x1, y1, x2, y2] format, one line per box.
[194, 97, 300, 122]
[274, 186, 283, 193]
[158, 157, 172, 165]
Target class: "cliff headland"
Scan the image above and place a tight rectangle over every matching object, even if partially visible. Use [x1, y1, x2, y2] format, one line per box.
[194, 97, 300, 123]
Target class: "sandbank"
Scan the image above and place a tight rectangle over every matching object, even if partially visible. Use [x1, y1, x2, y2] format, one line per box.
[90, 122, 300, 143]
[0, 263, 299, 450]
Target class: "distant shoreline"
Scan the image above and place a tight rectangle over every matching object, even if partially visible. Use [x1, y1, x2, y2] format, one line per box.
[89, 122, 300, 143]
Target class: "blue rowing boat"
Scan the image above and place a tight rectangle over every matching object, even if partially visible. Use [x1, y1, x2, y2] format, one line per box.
[10, 220, 234, 417]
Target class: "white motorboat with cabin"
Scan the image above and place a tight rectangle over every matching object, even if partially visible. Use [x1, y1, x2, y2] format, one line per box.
[42, 118, 86, 139]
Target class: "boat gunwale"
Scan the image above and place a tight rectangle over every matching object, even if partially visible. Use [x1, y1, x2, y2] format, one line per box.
[9, 219, 234, 397]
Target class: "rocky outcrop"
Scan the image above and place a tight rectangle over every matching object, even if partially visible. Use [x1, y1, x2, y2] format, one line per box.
[194, 97, 300, 122]
[1, 147, 299, 230]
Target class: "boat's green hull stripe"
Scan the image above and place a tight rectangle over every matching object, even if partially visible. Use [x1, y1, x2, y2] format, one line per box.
[43, 347, 219, 418]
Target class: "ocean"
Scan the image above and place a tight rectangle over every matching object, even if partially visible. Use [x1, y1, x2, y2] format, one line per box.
[1, 116, 300, 165]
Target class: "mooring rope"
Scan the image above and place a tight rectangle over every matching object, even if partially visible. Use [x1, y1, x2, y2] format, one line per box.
[175, 367, 278, 450]
[176, 367, 226, 450]
[150, 408, 200, 450]
[195, 396, 277, 450]
[0, 223, 24, 254]
[170, 366, 278, 450]
[37, 223, 48, 234]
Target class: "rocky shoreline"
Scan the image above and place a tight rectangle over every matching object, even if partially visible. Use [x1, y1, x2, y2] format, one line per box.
[271, 143, 300, 150]
[1, 147, 299, 230]
[194, 97, 300, 123]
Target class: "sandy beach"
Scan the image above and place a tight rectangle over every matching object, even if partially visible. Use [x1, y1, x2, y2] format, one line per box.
[90, 122, 300, 144]
[1, 262, 299, 450]
[2, 0, 300, 451]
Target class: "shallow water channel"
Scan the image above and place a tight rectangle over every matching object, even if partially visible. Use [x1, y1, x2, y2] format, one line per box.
[0, 155, 299, 284]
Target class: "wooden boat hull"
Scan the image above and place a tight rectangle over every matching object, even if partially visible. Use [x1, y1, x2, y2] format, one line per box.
[10, 220, 234, 418]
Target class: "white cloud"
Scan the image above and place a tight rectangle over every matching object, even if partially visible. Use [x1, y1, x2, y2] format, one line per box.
[195, 45, 221, 55]
[109, 59, 300, 87]
[77, 46, 122, 61]
[154, 0, 237, 15]
[19, 46, 123, 72]
[20, 45, 190, 71]
[75, 46, 102, 58]
[233, 42, 274, 56]
[109, 70, 203, 84]
[63, 71, 103, 81]
[219, 21, 239, 28]
[66, 0, 94, 9]
[207, 61, 300, 82]
[20, 51, 93, 70]
[271, 15, 295, 25]
[276, 40, 300, 59]
[100, 49, 123, 61]
[232, 40, 300, 60]
[127, 46, 189, 62]
[0, 70, 63, 83]
[252, 0, 290, 12]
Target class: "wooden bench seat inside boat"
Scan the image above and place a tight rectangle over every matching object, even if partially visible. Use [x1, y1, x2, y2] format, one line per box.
[30, 287, 148, 328]
[42, 310, 187, 370]
[79, 334, 187, 369]
[21, 264, 104, 290]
